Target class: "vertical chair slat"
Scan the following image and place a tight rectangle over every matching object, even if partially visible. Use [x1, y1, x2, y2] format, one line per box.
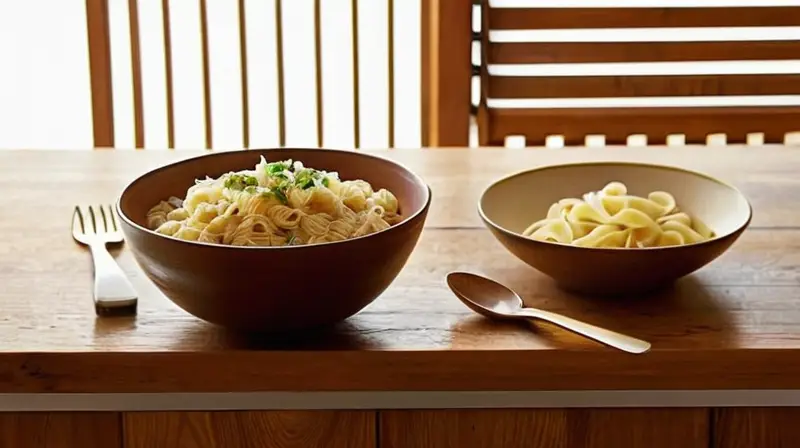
[387, 0, 395, 148]
[314, 0, 324, 147]
[477, 0, 490, 146]
[420, 0, 472, 147]
[85, 0, 115, 148]
[161, 0, 175, 149]
[238, 0, 250, 148]
[128, 0, 144, 148]
[199, 0, 212, 149]
[351, 0, 360, 148]
[275, 0, 286, 147]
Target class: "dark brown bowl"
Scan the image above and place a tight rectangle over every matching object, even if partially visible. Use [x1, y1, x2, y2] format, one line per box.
[479, 162, 752, 296]
[117, 148, 431, 331]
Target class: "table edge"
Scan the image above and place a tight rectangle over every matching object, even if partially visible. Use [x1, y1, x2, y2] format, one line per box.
[4, 349, 800, 393]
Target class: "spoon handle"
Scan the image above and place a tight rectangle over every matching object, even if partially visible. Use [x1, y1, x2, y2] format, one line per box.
[517, 308, 651, 354]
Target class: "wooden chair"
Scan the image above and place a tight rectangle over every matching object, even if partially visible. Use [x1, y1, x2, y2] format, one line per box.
[85, 0, 473, 149]
[477, 3, 800, 147]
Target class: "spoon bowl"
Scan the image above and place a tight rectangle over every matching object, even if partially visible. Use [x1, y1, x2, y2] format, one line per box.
[446, 272, 651, 354]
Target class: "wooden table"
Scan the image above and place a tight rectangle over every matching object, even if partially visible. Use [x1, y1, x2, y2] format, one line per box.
[2, 146, 800, 447]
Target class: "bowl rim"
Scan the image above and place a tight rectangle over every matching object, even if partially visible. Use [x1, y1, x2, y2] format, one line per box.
[116, 147, 432, 250]
[477, 160, 753, 252]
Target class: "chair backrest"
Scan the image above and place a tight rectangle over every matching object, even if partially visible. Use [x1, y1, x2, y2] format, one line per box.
[86, 0, 458, 149]
[478, 2, 800, 147]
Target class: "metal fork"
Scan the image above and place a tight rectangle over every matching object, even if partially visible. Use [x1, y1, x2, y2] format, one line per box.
[72, 205, 138, 314]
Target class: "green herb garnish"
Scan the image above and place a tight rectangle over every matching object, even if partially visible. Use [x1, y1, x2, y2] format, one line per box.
[265, 161, 291, 177]
[293, 167, 331, 190]
[224, 173, 259, 190]
[259, 159, 332, 197]
[272, 188, 289, 204]
[293, 169, 315, 189]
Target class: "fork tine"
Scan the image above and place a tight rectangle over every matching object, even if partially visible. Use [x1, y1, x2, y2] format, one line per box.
[108, 204, 119, 231]
[88, 205, 98, 234]
[98, 204, 109, 232]
[72, 206, 85, 235]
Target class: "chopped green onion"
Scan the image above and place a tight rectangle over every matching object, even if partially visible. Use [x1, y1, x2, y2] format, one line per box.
[224, 173, 259, 191]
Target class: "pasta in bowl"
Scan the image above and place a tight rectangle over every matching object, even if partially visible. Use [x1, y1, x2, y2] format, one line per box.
[117, 148, 431, 331]
[523, 181, 715, 249]
[145, 157, 403, 247]
[479, 162, 752, 296]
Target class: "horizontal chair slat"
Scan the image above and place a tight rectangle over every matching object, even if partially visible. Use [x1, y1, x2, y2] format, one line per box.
[489, 7, 800, 30]
[488, 41, 800, 64]
[487, 107, 800, 145]
[489, 75, 800, 99]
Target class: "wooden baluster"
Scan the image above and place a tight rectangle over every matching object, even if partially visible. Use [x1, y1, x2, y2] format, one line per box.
[161, 0, 175, 149]
[314, 0, 324, 147]
[238, 0, 250, 148]
[275, 0, 286, 147]
[128, 0, 144, 148]
[388, 0, 395, 148]
[85, 0, 115, 148]
[351, 0, 361, 148]
[199, 0, 212, 149]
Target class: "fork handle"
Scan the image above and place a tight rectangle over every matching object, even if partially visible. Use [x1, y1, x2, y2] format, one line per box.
[89, 243, 138, 311]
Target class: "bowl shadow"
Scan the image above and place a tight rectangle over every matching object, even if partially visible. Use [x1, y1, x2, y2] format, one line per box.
[169, 320, 387, 351]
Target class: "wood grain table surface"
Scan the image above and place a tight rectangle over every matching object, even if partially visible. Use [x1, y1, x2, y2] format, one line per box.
[2, 146, 800, 394]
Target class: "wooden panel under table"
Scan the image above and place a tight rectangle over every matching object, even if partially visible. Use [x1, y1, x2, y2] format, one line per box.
[124, 410, 375, 448]
[381, 409, 708, 448]
[714, 408, 800, 448]
[0, 412, 121, 448]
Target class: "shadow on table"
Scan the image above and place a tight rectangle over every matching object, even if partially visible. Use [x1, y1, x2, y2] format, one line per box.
[176, 320, 387, 351]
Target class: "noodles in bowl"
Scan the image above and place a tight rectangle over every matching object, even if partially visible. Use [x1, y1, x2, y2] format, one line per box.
[524, 181, 715, 248]
[117, 148, 431, 331]
[145, 157, 402, 247]
[478, 161, 752, 295]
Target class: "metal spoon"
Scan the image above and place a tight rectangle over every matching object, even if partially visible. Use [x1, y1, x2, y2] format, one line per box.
[446, 272, 651, 354]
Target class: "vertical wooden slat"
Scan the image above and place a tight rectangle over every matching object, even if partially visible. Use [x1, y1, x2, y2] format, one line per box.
[314, 0, 324, 147]
[351, 0, 361, 148]
[387, 0, 395, 148]
[238, 0, 250, 148]
[715, 408, 800, 447]
[199, 0, 213, 149]
[275, 0, 286, 147]
[420, 0, 431, 147]
[0, 412, 122, 447]
[128, 0, 144, 148]
[85, 0, 115, 148]
[420, 0, 472, 147]
[477, 0, 491, 146]
[161, 0, 175, 149]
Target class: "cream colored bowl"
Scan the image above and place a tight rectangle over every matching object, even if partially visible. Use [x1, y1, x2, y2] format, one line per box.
[478, 162, 752, 296]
